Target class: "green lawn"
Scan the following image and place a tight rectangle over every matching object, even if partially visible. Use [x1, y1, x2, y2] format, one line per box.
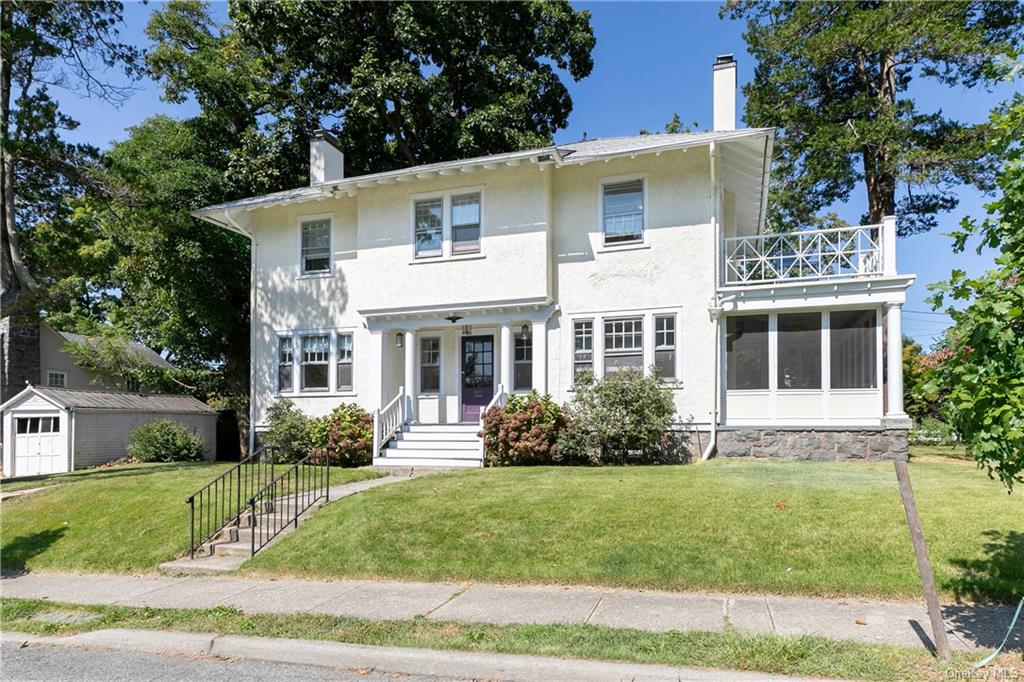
[909, 444, 971, 461]
[5, 598, 1004, 682]
[1, 462, 381, 574]
[247, 459, 1023, 604]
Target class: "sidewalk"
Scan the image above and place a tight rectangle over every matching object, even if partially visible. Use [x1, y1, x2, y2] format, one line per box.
[3, 572, 1019, 653]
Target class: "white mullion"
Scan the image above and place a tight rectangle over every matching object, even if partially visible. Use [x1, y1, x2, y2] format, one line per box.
[642, 312, 655, 377]
[768, 313, 778, 421]
[292, 335, 300, 395]
[329, 330, 337, 394]
[821, 311, 830, 420]
[593, 316, 604, 379]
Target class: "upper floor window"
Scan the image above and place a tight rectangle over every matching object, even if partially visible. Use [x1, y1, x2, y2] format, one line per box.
[602, 179, 644, 245]
[300, 219, 331, 274]
[604, 318, 643, 374]
[654, 315, 676, 380]
[573, 320, 593, 384]
[336, 333, 354, 392]
[831, 310, 877, 389]
[278, 336, 293, 393]
[420, 337, 440, 393]
[300, 334, 329, 391]
[47, 371, 67, 388]
[514, 331, 532, 392]
[726, 315, 769, 390]
[414, 199, 443, 258]
[451, 193, 481, 254]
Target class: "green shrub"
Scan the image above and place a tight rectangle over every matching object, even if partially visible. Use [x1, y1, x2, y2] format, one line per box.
[481, 391, 567, 466]
[263, 399, 311, 462]
[558, 369, 675, 465]
[910, 416, 958, 445]
[323, 403, 374, 467]
[127, 419, 205, 462]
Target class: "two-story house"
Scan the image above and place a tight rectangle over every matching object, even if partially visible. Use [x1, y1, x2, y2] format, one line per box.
[194, 55, 915, 467]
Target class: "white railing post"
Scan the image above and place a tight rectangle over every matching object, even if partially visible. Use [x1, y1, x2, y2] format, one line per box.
[372, 409, 380, 457]
[882, 215, 897, 276]
[479, 383, 505, 461]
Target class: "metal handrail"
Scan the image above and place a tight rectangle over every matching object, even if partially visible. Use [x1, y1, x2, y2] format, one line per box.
[723, 224, 883, 285]
[374, 386, 406, 456]
[245, 450, 330, 556]
[186, 445, 277, 559]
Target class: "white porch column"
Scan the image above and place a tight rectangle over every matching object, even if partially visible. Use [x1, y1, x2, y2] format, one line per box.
[404, 329, 417, 421]
[882, 215, 898, 276]
[885, 303, 907, 420]
[531, 320, 547, 394]
[500, 322, 513, 393]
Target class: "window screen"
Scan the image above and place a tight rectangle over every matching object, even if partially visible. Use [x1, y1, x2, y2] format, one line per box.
[603, 180, 644, 244]
[778, 313, 821, 389]
[301, 220, 331, 274]
[830, 310, 877, 388]
[726, 315, 769, 390]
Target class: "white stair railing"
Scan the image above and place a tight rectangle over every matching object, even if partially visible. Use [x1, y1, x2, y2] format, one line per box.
[374, 386, 406, 457]
[723, 224, 884, 285]
[477, 383, 507, 461]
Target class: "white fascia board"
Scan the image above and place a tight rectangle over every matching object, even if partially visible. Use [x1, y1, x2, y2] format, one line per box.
[719, 275, 916, 313]
[0, 386, 66, 412]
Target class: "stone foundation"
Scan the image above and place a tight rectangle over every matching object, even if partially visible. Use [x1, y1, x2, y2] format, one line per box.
[716, 428, 908, 461]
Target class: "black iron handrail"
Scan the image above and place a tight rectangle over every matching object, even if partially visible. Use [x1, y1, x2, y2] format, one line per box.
[246, 449, 330, 556]
[186, 445, 278, 558]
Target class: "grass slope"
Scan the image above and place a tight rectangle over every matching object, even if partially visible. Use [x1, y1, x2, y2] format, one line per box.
[1, 463, 381, 573]
[248, 459, 1023, 603]
[5, 598, 1002, 682]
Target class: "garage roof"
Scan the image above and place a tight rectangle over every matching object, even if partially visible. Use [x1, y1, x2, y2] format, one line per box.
[0, 386, 215, 414]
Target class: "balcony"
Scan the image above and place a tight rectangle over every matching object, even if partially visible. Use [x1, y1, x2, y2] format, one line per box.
[722, 219, 897, 287]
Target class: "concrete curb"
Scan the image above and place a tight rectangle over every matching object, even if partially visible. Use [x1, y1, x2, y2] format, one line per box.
[2, 628, 839, 682]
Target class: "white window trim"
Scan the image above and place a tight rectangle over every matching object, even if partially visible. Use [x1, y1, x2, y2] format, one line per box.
[512, 330, 533, 394]
[335, 331, 355, 395]
[418, 335, 442, 396]
[277, 326, 359, 396]
[653, 313, 679, 382]
[297, 212, 334, 278]
[598, 173, 648, 249]
[275, 333, 294, 395]
[46, 370, 67, 388]
[409, 186, 485, 262]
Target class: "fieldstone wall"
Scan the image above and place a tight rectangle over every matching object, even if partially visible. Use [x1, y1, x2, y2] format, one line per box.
[717, 428, 908, 461]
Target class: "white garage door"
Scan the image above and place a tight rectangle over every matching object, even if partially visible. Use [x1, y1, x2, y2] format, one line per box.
[13, 414, 68, 476]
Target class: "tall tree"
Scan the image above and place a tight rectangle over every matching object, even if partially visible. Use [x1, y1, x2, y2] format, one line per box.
[724, 1, 1023, 234]
[0, 0, 139, 312]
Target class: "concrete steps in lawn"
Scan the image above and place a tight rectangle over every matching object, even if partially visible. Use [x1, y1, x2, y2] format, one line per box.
[373, 423, 483, 469]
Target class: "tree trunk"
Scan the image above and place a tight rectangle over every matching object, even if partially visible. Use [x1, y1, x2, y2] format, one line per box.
[864, 52, 898, 224]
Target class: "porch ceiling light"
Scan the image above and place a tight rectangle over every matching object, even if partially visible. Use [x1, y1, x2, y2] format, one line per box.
[445, 313, 463, 324]
[520, 323, 530, 336]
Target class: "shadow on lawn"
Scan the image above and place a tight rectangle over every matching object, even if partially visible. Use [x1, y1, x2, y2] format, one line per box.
[1, 527, 66, 575]
[938, 530, 1024, 652]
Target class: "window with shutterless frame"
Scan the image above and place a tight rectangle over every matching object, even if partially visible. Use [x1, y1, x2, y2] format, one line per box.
[514, 331, 532, 392]
[47, 371, 67, 388]
[420, 337, 440, 393]
[300, 334, 330, 391]
[603, 317, 644, 374]
[277, 336, 293, 392]
[414, 198, 443, 258]
[777, 312, 821, 390]
[654, 314, 677, 380]
[726, 315, 769, 390]
[602, 178, 645, 245]
[336, 332, 354, 392]
[573, 319, 594, 384]
[300, 218, 331, 274]
[830, 309, 877, 388]
[451, 192, 481, 254]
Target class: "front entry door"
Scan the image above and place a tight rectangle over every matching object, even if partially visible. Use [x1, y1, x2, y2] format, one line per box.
[461, 335, 494, 422]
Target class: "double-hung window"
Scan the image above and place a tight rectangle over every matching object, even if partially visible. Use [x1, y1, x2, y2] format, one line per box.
[278, 336, 293, 392]
[513, 332, 532, 392]
[414, 198, 443, 258]
[47, 371, 67, 388]
[300, 334, 329, 391]
[654, 315, 676, 380]
[602, 179, 644, 245]
[300, 219, 331, 274]
[420, 337, 440, 393]
[336, 333, 353, 392]
[573, 320, 593, 384]
[726, 315, 769, 390]
[603, 318, 643, 374]
[830, 310, 877, 388]
[778, 313, 821, 389]
[451, 193, 481, 254]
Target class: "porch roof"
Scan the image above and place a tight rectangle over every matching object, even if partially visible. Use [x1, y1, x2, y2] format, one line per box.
[359, 297, 555, 330]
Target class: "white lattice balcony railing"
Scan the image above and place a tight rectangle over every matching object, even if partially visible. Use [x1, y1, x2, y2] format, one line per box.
[722, 220, 896, 286]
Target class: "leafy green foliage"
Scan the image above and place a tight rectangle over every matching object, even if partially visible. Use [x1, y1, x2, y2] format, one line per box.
[925, 89, 1024, 491]
[311, 403, 374, 468]
[127, 420, 205, 463]
[481, 392, 568, 466]
[909, 417, 958, 447]
[902, 337, 939, 423]
[724, 1, 1024, 234]
[262, 399, 311, 463]
[558, 370, 676, 465]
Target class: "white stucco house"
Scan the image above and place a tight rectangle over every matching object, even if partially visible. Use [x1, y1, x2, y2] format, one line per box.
[193, 55, 915, 468]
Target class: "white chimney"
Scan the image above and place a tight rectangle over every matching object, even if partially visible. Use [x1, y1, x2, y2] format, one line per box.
[712, 54, 737, 132]
[310, 129, 344, 185]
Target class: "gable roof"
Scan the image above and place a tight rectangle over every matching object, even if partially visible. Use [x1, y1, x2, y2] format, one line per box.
[0, 385, 214, 414]
[192, 128, 775, 229]
[52, 327, 174, 370]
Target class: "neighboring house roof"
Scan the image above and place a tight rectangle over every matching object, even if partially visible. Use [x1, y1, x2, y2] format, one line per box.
[54, 328, 174, 370]
[192, 128, 775, 224]
[0, 385, 214, 414]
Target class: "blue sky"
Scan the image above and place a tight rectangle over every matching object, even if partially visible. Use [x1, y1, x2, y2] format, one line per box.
[58, 1, 1013, 348]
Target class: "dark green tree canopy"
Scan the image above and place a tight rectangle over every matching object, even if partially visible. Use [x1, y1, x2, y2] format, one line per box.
[724, 1, 1023, 235]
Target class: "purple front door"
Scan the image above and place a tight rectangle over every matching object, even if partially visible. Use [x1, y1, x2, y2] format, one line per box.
[461, 335, 494, 422]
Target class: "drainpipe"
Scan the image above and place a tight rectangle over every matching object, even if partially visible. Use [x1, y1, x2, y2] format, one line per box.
[703, 141, 722, 463]
[703, 292, 737, 462]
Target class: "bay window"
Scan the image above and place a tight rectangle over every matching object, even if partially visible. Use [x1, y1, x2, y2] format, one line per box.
[336, 333, 353, 392]
[777, 313, 821, 389]
[300, 334, 329, 391]
[603, 318, 643, 374]
[726, 315, 769, 390]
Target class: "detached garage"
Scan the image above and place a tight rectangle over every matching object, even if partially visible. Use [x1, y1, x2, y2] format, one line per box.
[1, 386, 216, 477]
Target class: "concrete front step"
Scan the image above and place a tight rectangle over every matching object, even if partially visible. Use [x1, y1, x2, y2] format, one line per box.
[390, 439, 478, 451]
[406, 423, 480, 433]
[396, 431, 479, 442]
[373, 455, 482, 468]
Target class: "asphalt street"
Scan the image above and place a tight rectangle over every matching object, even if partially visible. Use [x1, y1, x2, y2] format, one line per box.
[0, 642, 458, 682]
